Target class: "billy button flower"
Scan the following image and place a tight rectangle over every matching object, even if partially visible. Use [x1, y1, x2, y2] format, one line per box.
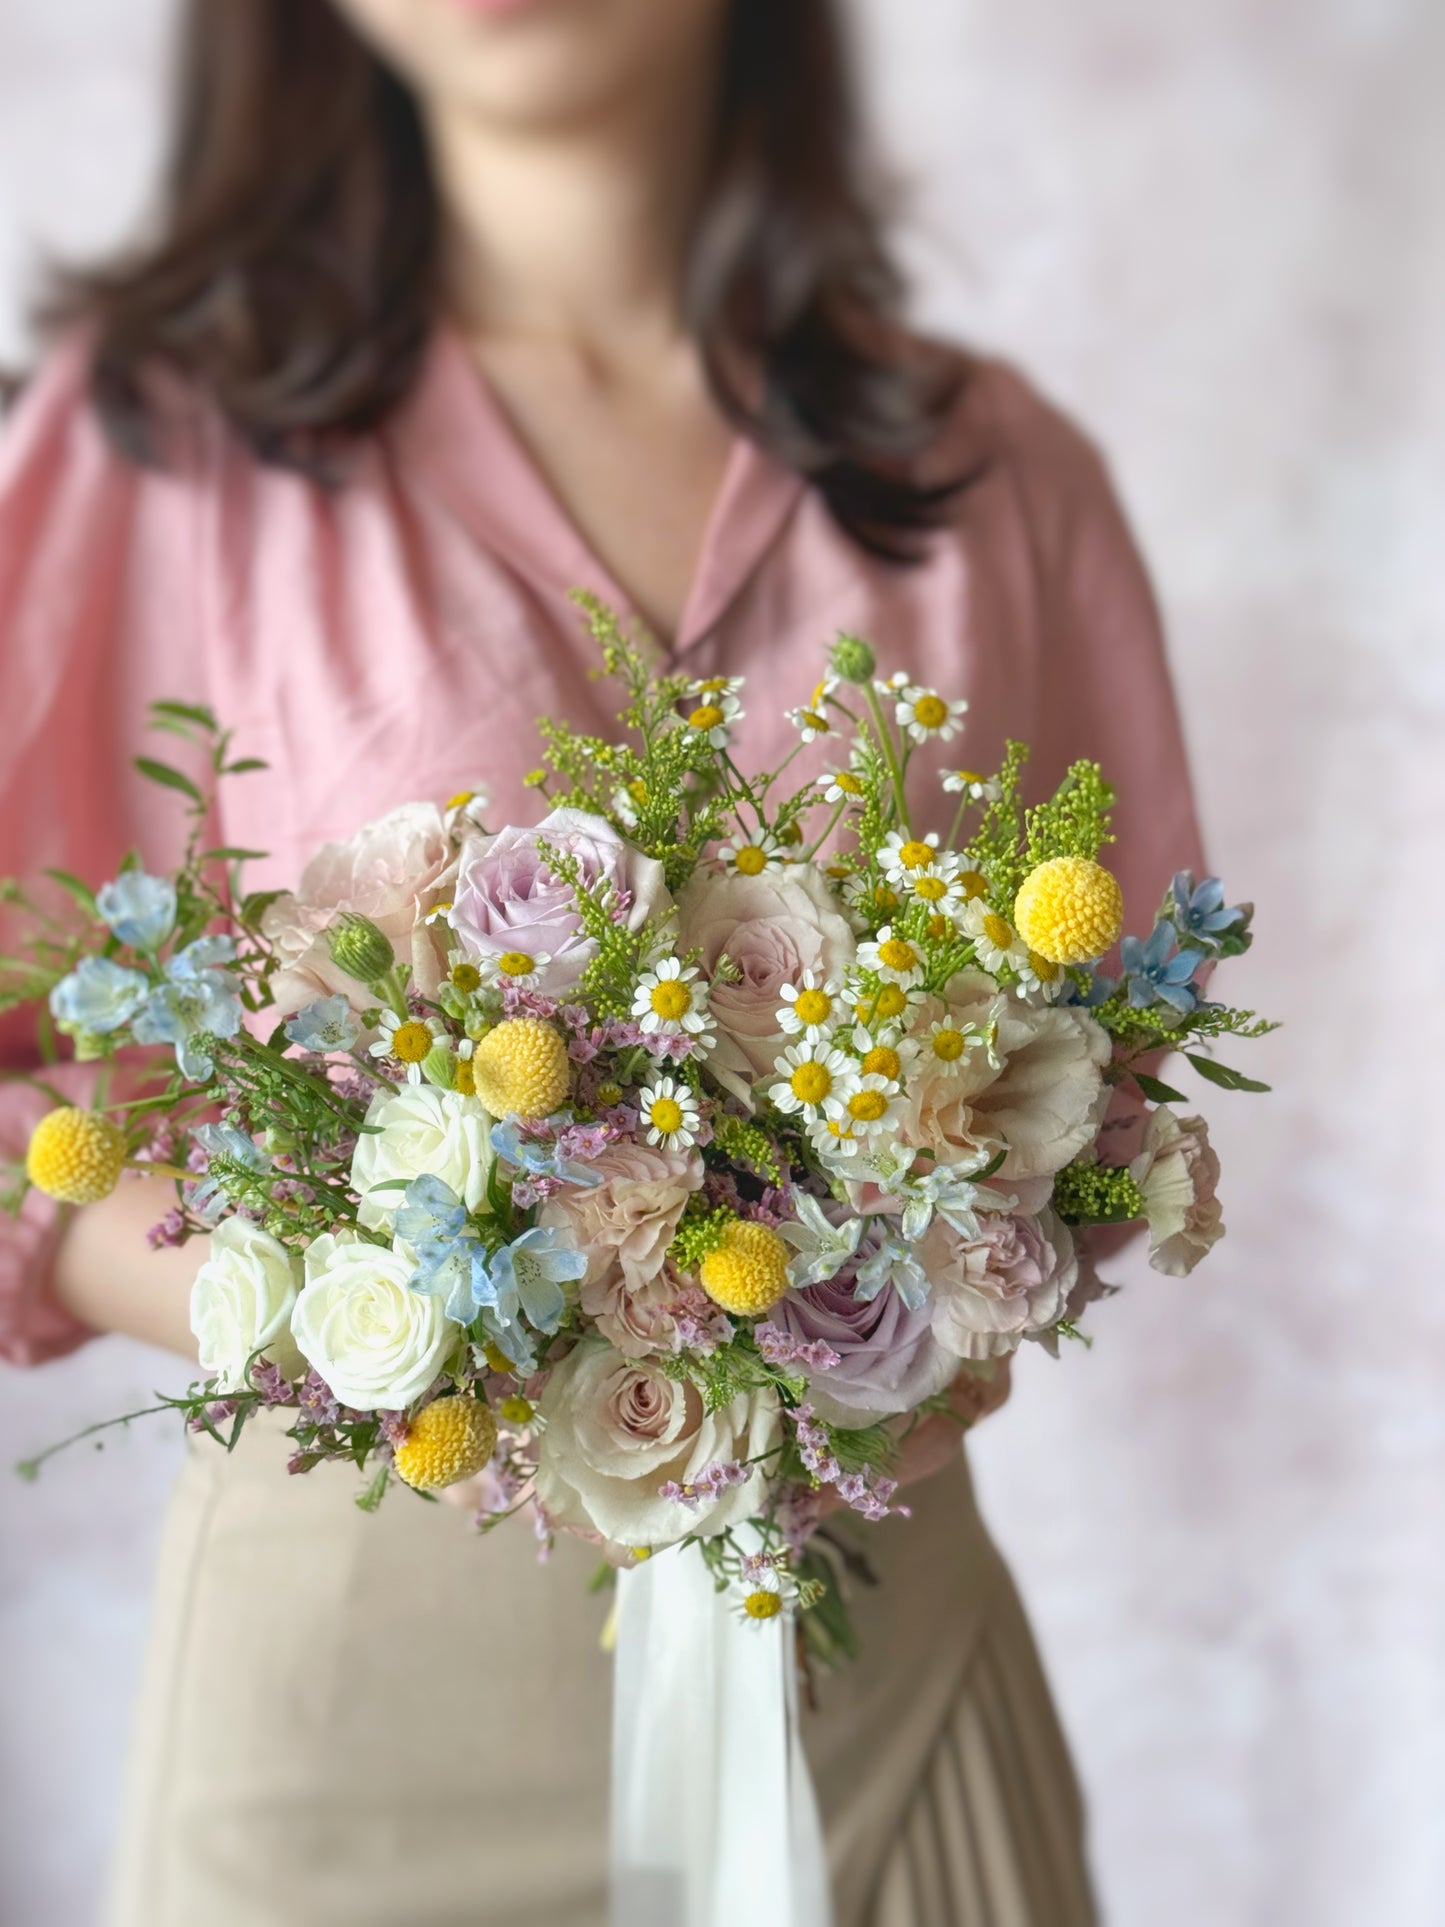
[469, 1018, 571, 1118]
[771, 1042, 856, 1122]
[1013, 855, 1124, 965]
[26, 1108, 128, 1204]
[857, 925, 926, 988]
[632, 959, 713, 1042]
[894, 681, 969, 746]
[776, 971, 841, 1045]
[699, 1220, 792, 1316]
[393, 1396, 498, 1492]
[369, 1009, 448, 1083]
[639, 1077, 700, 1153]
[717, 829, 782, 877]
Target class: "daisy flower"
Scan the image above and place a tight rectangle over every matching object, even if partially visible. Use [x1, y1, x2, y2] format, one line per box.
[872, 670, 911, 696]
[771, 1042, 857, 1121]
[953, 867, 990, 905]
[444, 950, 486, 997]
[1016, 949, 1066, 1003]
[941, 767, 1000, 803]
[785, 700, 834, 744]
[777, 972, 842, 1044]
[878, 829, 943, 879]
[850, 1025, 917, 1085]
[823, 768, 867, 806]
[894, 682, 969, 746]
[611, 778, 649, 830]
[717, 829, 783, 877]
[903, 861, 963, 914]
[922, 1016, 985, 1074]
[443, 785, 492, 834]
[638, 1076, 701, 1153]
[960, 898, 1029, 976]
[369, 1009, 447, 1083]
[835, 1070, 901, 1138]
[850, 976, 924, 1029]
[843, 872, 904, 921]
[424, 900, 454, 928]
[682, 690, 744, 751]
[482, 948, 552, 990]
[808, 1115, 868, 1162]
[733, 1562, 800, 1626]
[857, 924, 926, 987]
[632, 958, 713, 1039]
[688, 674, 745, 701]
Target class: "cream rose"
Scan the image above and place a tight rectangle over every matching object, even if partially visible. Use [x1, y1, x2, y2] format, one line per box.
[902, 969, 1111, 1181]
[189, 1218, 305, 1392]
[535, 1339, 780, 1550]
[924, 1206, 1078, 1359]
[351, 1084, 496, 1232]
[1129, 1107, 1224, 1275]
[290, 1232, 457, 1410]
[261, 801, 456, 1016]
[675, 862, 855, 1106]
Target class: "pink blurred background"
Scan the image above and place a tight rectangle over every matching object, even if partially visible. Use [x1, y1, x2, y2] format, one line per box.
[1, 3, 1440, 1922]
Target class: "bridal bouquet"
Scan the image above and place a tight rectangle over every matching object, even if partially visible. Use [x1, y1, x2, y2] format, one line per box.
[7, 597, 1270, 1655]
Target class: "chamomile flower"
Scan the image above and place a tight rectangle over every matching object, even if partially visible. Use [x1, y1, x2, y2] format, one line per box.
[903, 861, 963, 913]
[638, 1077, 700, 1152]
[1016, 949, 1066, 1003]
[878, 829, 943, 879]
[771, 1042, 856, 1121]
[777, 972, 842, 1044]
[683, 691, 743, 750]
[836, 1070, 901, 1138]
[941, 767, 1000, 803]
[424, 900, 454, 928]
[823, 768, 867, 806]
[443, 949, 487, 998]
[857, 924, 926, 987]
[369, 1009, 447, 1083]
[481, 948, 552, 991]
[953, 868, 990, 905]
[809, 1115, 868, 1162]
[632, 958, 712, 1039]
[850, 976, 924, 1028]
[443, 785, 493, 834]
[923, 1016, 985, 1073]
[960, 898, 1029, 976]
[850, 1025, 917, 1084]
[688, 674, 745, 701]
[717, 829, 783, 877]
[733, 1562, 800, 1626]
[785, 700, 834, 743]
[843, 873, 904, 921]
[895, 683, 969, 746]
[612, 779, 649, 830]
[873, 670, 911, 696]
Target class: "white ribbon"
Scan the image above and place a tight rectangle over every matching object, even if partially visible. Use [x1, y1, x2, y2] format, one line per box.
[610, 1543, 834, 1927]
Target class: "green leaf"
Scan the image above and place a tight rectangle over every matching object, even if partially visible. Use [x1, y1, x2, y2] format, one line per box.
[1184, 1053, 1271, 1094]
[42, 868, 98, 916]
[150, 699, 218, 732]
[1133, 1070, 1188, 1104]
[354, 1465, 391, 1512]
[201, 847, 269, 864]
[134, 757, 205, 806]
[239, 889, 287, 925]
[223, 757, 269, 775]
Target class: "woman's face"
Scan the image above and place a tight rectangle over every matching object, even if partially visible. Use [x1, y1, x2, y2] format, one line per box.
[329, 0, 728, 133]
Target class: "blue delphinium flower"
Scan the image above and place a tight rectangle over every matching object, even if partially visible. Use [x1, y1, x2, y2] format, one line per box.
[489, 1116, 603, 1189]
[1170, 872, 1250, 951]
[853, 1231, 931, 1311]
[284, 994, 361, 1055]
[188, 1121, 271, 1220]
[95, 871, 177, 950]
[49, 956, 149, 1034]
[1119, 921, 1206, 1015]
[132, 934, 242, 1078]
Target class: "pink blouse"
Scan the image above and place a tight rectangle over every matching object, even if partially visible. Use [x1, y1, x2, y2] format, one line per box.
[0, 329, 1204, 1364]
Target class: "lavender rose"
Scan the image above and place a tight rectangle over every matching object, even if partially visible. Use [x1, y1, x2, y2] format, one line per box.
[924, 1206, 1078, 1359]
[773, 1271, 958, 1426]
[675, 863, 855, 1107]
[449, 807, 670, 996]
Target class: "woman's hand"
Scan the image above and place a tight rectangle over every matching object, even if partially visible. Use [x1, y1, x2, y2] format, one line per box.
[890, 1357, 1013, 1492]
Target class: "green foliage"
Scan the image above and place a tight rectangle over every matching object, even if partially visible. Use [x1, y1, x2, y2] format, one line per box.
[1022, 758, 1115, 870]
[656, 1331, 806, 1414]
[708, 1110, 786, 1187]
[963, 739, 1030, 905]
[667, 1203, 737, 1274]
[1050, 1158, 1146, 1226]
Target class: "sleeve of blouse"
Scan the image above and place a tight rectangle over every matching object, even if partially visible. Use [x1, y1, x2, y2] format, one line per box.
[0, 338, 206, 1364]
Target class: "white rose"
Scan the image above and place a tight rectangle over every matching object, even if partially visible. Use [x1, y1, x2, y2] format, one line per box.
[189, 1218, 305, 1392]
[350, 1084, 495, 1231]
[535, 1339, 780, 1551]
[290, 1232, 457, 1410]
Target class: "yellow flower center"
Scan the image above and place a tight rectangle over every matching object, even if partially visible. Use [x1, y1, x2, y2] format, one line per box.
[470, 1018, 571, 1119]
[393, 1396, 498, 1492]
[861, 1044, 901, 1080]
[823, 1119, 857, 1141]
[957, 870, 988, 901]
[982, 913, 1014, 949]
[445, 790, 476, 811]
[931, 1027, 967, 1062]
[25, 1107, 127, 1205]
[858, 983, 909, 1022]
[499, 1395, 535, 1425]
[912, 694, 948, 729]
[498, 951, 537, 979]
[954, 769, 982, 785]
[688, 703, 725, 732]
[913, 874, 949, 902]
[650, 979, 692, 1020]
[450, 962, 482, 994]
[897, 839, 934, 870]
[790, 1061, 834, 1106]
[848, 1089, 890, 1123]
[1029, 950, 1061, 983]
[483, 1341, 513, 1374]
[927, 914, 951, 942]
[878, 937, 918, 973]
[800, 709, 830, 733]
[596, 1080, 623, 1106]
[872, 884, 900, 911]
[699, 1221, 792, 1316]
[793, 987, 833, 1027]
[454, 1058, 477, 1096]
[695, 677, 730, 695]
[832, 772, 864, 795]
[733, 844, 769, 876]
[649, 1096, 685, 1135]
[390, 1020, 434, 1063]
[627, 779, 649, 804]
[744, 1589, 783, 1621]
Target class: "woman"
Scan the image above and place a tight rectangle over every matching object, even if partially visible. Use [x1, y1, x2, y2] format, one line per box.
[0, 2, 1204, 1922]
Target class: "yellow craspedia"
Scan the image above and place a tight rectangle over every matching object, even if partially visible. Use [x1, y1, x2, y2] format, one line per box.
[393, 1396, 498, 1491]
[1013, 856, 1124, 965]
[469, 1017, 571, 1119]
[699, 1220, 791, 1318]
[25, 1108, 126, 1204]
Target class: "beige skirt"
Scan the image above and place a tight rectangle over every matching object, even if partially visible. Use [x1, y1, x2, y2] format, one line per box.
[108, 1416, 1096, 1927]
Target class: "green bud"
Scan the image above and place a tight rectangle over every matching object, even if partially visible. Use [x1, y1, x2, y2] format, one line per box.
[55, 1019, 109, 1063]
[829, 633, 876, 685]
[420, 1042, 457, 1090]
[326, 913, 394, 986]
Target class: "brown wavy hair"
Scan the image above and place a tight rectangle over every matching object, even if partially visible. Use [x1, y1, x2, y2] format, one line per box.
[46, 0, 975, 559]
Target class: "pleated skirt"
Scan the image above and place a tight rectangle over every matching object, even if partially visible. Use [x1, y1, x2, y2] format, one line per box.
[107, 1415, 1096, 1927]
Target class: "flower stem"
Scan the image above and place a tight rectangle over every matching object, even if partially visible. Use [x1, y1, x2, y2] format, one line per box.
[862, 683, 911, 830]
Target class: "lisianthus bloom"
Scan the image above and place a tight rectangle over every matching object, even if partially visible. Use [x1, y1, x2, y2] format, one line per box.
[1129, 1106, 1224, 1275]
[448, 807, 670, 997]
[924, 1206, 1078, 1360]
